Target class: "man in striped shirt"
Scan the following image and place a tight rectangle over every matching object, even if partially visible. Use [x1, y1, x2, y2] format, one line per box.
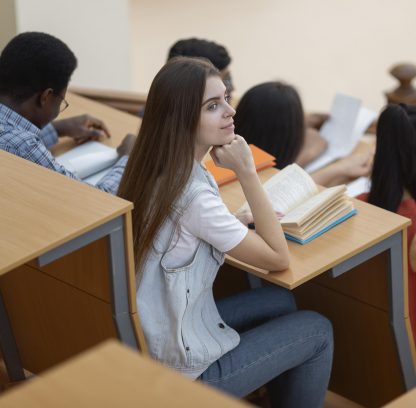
[0, 32, 134, 195]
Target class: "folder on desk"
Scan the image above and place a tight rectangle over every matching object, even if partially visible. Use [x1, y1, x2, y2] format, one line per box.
[205, 144, 276, 186]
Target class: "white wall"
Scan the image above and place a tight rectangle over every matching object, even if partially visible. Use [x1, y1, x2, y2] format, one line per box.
[4, 0, 416, 112]
[14, 0, 133, 90]
[131, 0, 416, 112]
[0, 0, 17, 50]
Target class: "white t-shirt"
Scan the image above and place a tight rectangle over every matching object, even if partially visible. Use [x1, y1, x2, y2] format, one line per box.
[163, 189, 248, 268]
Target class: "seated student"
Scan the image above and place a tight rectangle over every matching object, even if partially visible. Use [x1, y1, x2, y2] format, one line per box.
[0, 32, 134, 195]
[234, 81, 372, 186]
[358, 104, 416, 341]
[168, 38, 234, 94]
[118, 57, 333, 408]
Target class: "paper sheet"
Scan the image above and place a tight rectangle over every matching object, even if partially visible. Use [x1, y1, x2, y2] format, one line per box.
[304, 94, 376, 173]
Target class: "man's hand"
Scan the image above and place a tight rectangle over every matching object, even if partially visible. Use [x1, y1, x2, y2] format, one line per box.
[117, 133, 137, 156]
[53, 114, 111, 144]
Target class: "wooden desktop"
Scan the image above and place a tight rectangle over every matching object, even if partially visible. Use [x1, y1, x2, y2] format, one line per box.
[0, 148, 146, 381]
[0, 340, 250, 408]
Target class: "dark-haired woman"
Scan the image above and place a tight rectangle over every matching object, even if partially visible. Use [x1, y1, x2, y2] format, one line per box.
[118, 57, 333, 407]
[358, 103, 416, 340]
[234, 82, 372, 186]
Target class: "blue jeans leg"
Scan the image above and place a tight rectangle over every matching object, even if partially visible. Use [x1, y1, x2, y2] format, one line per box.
[200, 287, 333, 408]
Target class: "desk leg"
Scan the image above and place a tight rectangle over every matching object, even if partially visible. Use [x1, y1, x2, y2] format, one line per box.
[38, 216, 140, 350]
[108, 223, 139, 349]
[0, 293, 25, 381]
[388, 231, 416, 389]
[330, 231, 416, 390]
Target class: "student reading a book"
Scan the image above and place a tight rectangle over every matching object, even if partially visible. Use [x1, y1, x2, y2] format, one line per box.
[358, 104, 416, 342]
[0, 32, 135, 195]
[234, 82, 372, 186]
[118, 57, 333, 408]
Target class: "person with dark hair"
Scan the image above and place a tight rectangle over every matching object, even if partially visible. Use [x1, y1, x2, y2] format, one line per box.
[118, 56, 333, 408]
[234, 81, 372, 186]
[0, 32, 134, 194]
[167, 37, 233, 94]
[358, 103, 416, 341]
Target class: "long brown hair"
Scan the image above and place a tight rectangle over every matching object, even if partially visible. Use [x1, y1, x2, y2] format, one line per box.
[118, 57, 219, 270]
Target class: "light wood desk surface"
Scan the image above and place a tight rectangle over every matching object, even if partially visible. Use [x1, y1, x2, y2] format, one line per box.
[51, 92, 141, 156]
[221, 167, 410, 289]
[383, 387, 416, 407]
[0, 150, 144, 379]
[0, 340, 250, 408]
[0, 150, 132, 276]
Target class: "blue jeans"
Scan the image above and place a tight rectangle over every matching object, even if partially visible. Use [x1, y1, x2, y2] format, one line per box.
[200, 286, 333, 408]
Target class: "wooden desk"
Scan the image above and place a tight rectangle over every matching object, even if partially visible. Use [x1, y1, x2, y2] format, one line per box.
[0, 340, 249, 408]
[383, 387, 416, 407]
[0, 151, 145, 381]
[50, 93, 413, 406]
[220, 167, 415, 407]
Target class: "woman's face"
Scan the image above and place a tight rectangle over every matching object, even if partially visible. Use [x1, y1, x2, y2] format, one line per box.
[195, 75, 236, 160]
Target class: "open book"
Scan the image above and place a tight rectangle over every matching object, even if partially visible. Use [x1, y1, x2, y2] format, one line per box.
[205, 144, 275, 186]
[55, 141, 119, 185]
[240, 163, 357, 244]
[304, 93, 377, 173]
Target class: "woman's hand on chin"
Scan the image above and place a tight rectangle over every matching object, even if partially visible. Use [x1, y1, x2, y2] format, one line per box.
[210, 135, 256, 176]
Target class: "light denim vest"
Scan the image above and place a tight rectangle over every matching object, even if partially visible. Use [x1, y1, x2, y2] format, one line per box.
[136, 162, 240, 379]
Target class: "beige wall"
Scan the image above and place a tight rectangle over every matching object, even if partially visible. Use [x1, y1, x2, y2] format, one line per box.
[131, 0, 416, 112]
[14, 0, 133, 90]
[0, 0, 17, 50]
[2, 0, 415, 113]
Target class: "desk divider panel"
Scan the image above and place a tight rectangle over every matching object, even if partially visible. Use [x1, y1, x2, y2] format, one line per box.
[293, 257, 404, 408]
[0, 263, 117, 373]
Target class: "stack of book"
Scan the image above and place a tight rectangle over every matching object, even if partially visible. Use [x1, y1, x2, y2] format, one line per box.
[240, 163, 357, 244]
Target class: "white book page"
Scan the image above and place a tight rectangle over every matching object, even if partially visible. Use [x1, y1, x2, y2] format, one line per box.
[304, 93, 363, 173]
[261, 164, 318, 214]
[56, 141, 118, 179]
[84, 167, 113, 185]
[281, 185, 346, 225]
[346, 176, 371, 197]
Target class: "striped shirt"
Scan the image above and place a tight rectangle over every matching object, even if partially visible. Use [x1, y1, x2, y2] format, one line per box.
[0, 103, 127, 195]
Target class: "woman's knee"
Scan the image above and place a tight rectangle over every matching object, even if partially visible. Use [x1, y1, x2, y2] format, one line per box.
[299, 310, 334, 351]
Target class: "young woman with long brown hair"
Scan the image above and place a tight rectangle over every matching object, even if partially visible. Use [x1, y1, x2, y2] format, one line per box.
[118, 57, 333, 407]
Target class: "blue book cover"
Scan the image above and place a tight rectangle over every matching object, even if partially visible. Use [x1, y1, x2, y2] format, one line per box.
[284, 209, 358, 245]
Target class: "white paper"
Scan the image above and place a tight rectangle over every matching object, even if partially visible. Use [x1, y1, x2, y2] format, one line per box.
[56, 141, 118, 183]
[304, 93, 375, 174]
[346, 176, 371, 197]
[352, 106, 378, 142]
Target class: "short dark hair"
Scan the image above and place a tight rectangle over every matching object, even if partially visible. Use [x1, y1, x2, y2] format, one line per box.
[0, 32, 77, 102]
[234, 82, 305, 169]
[167, 38, 231, 71]
[368, 104, 416, 212]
